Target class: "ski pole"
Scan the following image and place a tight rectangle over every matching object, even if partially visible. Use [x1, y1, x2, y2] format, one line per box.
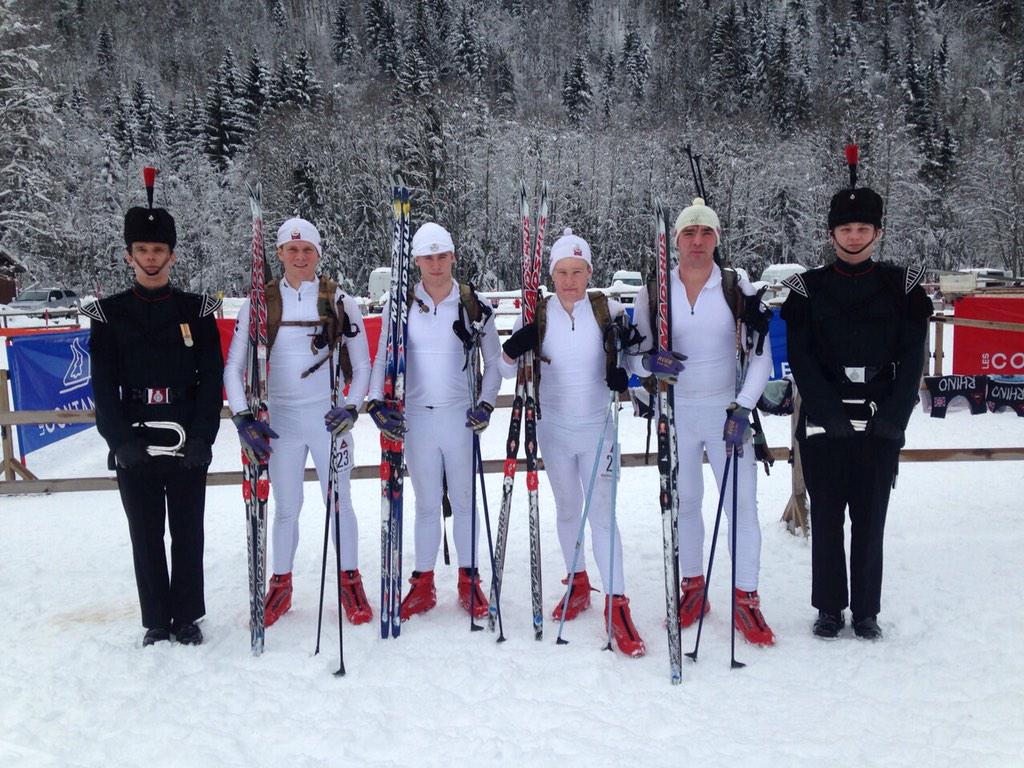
[685, 450, 733, 664]
[730, 448, 745, 670]
[475, 437, 506, 642]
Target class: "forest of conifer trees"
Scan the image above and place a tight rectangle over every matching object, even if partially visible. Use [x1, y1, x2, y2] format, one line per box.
[1, 0, 1022, 295]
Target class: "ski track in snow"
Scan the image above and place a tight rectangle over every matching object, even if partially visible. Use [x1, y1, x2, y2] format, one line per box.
[2, 326, 1023, 766]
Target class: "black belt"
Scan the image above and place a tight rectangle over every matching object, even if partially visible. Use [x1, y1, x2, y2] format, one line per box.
[123, 385, 197, 405]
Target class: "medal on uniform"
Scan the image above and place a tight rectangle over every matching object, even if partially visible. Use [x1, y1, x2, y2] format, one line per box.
[180, 323, 194, 347]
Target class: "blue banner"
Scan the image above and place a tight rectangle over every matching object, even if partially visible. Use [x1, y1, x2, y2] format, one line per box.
[7, 330, 93, 457]
[769, 309, 789, 380]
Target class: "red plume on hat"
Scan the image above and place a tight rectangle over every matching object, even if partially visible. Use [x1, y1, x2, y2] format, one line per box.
[844, 144, 858, 189]
[143, 166, 158, 208]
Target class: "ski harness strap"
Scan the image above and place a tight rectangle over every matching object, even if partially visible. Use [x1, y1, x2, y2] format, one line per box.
[265, 276, 358, 383]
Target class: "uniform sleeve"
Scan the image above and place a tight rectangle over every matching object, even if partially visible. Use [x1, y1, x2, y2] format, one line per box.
[189, 305, 225, 444]
[780, 291, 850, 430]
[478, 308, 503, 407]
[341, 293, 371, 408]
[367, 299, 391, 402]
[625, 286, 654, 378]
[497, 316, 523, 379]
[223, 298, 251, 415]
[873, 284, 932, 430]
[89, 307, 132, 451]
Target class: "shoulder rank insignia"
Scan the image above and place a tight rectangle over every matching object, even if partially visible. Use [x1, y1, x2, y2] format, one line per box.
[783, 273, 808, 298]
[80, 299, 106, 323]
[200, 294, 222, 317]
[905, 264, 924, 294]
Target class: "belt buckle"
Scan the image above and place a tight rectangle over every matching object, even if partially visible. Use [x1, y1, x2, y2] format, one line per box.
[147, 387, 170, 404]
[844, 366, 866, 384]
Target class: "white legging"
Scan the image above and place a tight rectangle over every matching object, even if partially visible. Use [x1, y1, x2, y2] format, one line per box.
[268, 400, 358, 574]
[674, 402, 761, 592]
[538, 417, 626, 595]
[405, 405, 479, 572]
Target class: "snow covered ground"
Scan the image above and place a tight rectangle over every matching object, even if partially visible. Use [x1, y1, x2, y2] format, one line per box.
[2, 326, 1023, 767]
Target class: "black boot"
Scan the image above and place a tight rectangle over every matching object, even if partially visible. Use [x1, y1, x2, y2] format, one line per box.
[812, 610, 845, 639]
[853, 615, 882, 640]
[174, 622, 203, 646]
[143, 627, 170, 646]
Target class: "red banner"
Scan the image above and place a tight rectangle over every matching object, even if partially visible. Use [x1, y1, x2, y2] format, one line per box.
[952, 296, 1024, 375]
[216, 314, 383, 375]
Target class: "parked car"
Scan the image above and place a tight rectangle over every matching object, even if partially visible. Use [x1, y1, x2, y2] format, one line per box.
[8, 288, 80, 312]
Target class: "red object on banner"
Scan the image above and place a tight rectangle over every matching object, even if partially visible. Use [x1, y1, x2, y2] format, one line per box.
[952, 296, 1024, 375]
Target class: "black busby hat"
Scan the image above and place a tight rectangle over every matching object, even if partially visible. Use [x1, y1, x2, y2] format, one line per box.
[124, 166, 176, 250]
[827, 187, 883, 230]
[827, 143, 883, 230]
[124, 206, 177, 250]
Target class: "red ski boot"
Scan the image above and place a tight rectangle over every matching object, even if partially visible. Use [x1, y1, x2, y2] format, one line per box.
[679, 575, 709, 628]
[340, 569, 373, 625]
[604, 595, 647, 657]
[458, 567, 489, 619]
[399, 570, 436, 621]
[734, 589, 775, 646]
[264, 573, 293, 627]
[551, 571, 592, 621]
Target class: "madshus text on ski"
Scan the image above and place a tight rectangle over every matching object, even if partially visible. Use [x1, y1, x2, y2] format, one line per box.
[88, 146, 931, 682]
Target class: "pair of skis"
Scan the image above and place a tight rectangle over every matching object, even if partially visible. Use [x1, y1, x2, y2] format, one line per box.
[654, 200, 683, 684]
[380, 186, 411, 639]
[488, 181, 547, 640]
[243, 184, 271, 656]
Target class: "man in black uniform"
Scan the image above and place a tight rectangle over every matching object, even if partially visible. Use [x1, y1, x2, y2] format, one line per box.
[85, 187, 224, 647]
[780, 168, 932, 641]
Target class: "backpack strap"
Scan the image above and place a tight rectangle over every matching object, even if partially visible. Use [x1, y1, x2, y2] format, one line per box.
[265, 278, 282, 351]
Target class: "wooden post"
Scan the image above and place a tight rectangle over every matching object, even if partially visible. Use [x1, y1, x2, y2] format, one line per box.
[0, 369, 16, 481]
[781, 390, 809, 536]
[932, 316, 945, 376]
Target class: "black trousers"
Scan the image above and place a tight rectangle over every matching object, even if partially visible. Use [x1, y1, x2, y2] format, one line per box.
[800, 433, 901, 620]
[116, 460, 208, 630]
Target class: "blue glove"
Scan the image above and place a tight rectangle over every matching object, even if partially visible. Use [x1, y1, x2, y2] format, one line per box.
[643, 349, 687, 384]
[368, 399, 406, 441]
[232, 411, 279, 463]
[723, 403, 751, 456]
[465, 402, 494, 433]
[324, 404, 359, 436]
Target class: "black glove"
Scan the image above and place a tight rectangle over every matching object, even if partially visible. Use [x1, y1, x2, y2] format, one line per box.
[868, 417, 904, 442]
[605, 365, 629, 393]
[181, 438, 213, 468]
[502, 323, 538, 360]
[823, 416, 856, 439]
[115, 439, 150, 469]
[742, 287, 772, 354]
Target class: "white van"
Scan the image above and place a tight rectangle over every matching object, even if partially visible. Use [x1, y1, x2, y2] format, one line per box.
[611, 270, 643, 287]
[368, 267, 391, 309]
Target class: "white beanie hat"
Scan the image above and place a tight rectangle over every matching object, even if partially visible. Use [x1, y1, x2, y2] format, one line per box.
[674, 198, 721, 245]
[548, 227, 593, 275]
[411, 222, 455, 257]
[276, 217, 322, 256]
